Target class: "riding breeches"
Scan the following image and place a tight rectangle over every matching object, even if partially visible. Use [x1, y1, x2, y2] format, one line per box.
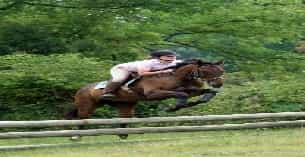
[110, 66, 131, 82]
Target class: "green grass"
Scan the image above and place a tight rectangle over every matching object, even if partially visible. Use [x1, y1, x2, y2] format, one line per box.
[1, 128, 305, 157]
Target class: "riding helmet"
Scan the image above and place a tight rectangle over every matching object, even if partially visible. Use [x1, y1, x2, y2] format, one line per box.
[150, 49, 177, 58]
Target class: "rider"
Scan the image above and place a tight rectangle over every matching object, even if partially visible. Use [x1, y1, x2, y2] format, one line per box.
[101, 49, 182, 99]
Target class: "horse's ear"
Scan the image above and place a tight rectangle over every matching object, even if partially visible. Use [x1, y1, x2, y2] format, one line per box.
[215, 60, 224, 66]
[196, 59, 204, 65]
[194, 59, 209, 66]
[184, 59, 201, 65]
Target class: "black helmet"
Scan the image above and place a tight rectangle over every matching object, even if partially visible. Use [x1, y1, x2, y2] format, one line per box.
[150, 49, 177, 58]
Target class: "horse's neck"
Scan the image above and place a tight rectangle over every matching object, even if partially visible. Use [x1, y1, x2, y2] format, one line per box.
[139, 65, 195, 83]
[130, 65, 197, 92]
[130, 72, 182, 92]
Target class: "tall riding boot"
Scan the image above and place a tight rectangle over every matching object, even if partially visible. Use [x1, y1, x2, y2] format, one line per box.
[100, 82, 122, 99]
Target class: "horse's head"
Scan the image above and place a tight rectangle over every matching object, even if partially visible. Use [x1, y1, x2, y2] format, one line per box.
[198, 60, 224, 88]
[182, 59, 224, 88]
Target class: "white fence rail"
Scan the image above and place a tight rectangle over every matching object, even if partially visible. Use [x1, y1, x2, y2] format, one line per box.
[1, 112, 305, 128]
[0, 120, 305, 139]
[1, 112, 305, 150]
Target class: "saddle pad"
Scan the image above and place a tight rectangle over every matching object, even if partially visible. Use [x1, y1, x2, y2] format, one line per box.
[94, 81, 108, 89]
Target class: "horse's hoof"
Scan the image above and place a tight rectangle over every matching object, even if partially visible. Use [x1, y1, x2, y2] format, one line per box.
[118, 134, 128, 140]
[200, 92, 216, 103]
[70, 136, 81, 141]
[165, 106, 180, 112]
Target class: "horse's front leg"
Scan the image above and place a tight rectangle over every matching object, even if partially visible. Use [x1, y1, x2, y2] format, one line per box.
[176, 87, 219, 102]
[144, 90, 189, 112]
[167, 89, 219, 112]
[145, 90, 189, 101]
[198, 89, 219, 103]
[175, 87, 216, 96]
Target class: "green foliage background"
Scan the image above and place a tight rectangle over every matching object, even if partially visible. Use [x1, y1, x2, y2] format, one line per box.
[0, 0, 304, 120]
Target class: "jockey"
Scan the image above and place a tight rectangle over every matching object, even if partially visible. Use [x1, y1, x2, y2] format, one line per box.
[101, 49, 182, 99]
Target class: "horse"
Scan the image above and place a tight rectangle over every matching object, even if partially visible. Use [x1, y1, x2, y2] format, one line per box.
[66, 59, 224, 139]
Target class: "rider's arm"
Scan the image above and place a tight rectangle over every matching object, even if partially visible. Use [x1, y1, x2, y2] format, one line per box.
[137, 68, 172, 76]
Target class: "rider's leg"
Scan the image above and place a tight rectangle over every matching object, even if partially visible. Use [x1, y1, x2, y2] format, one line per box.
[102, 82, 122, 98]
[101, 67, 130, 98]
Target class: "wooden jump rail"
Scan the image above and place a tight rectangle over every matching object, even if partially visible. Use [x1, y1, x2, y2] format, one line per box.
[0, 112, 305, 151]
[0, 120, 305, 139]
[0, 112, 304, 139]
[1, 112, 305, 128]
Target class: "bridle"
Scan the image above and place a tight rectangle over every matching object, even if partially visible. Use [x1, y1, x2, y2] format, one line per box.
[203, 75, 224, 82]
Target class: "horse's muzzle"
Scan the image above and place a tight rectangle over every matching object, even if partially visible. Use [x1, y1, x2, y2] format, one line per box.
[208, 77, 223, 88]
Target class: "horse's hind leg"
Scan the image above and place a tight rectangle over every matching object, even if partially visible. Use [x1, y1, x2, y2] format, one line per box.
[116, 103, 135, 139]
[70, 95, 97, 141]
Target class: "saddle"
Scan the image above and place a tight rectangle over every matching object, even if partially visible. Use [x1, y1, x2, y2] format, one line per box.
[94, 73, 141, 90]
[94, 67, 176, 90]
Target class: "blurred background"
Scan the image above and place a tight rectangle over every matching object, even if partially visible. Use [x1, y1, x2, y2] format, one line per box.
[0, 0, 304, 120]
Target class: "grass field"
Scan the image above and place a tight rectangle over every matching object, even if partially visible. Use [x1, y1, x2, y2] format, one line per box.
[1, 128, 305, 157]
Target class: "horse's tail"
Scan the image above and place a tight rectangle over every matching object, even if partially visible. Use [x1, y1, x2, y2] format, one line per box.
[64, 107, 79, 120]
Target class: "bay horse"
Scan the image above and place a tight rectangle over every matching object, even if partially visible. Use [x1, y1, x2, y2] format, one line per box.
[66, 59, 224, 139]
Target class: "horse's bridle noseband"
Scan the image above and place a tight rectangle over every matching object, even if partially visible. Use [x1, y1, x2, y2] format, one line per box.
[204, 76, 224, 82]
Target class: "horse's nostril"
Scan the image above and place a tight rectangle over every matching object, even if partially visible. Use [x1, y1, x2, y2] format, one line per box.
[211, 82, 223, 88]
